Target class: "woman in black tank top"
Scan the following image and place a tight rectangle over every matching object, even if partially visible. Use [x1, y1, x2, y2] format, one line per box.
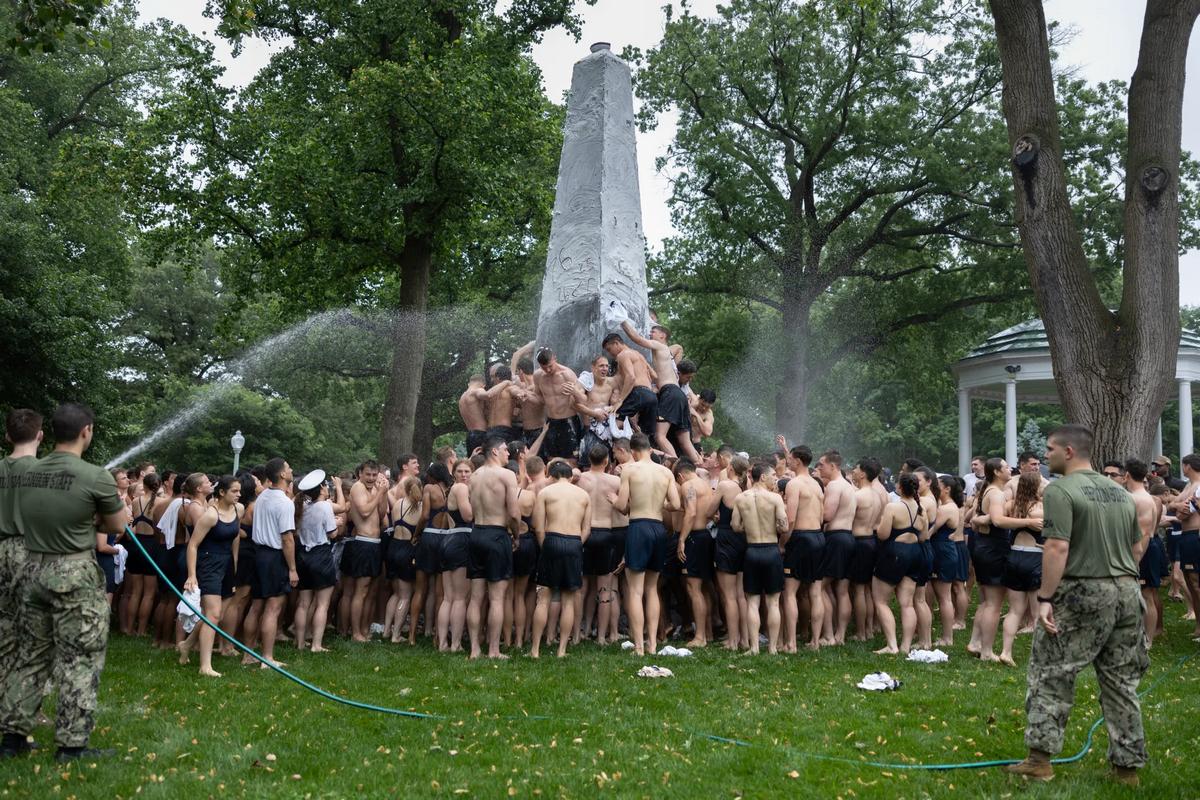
[384, 477, 421, 644]
[121, 472, 163, 637]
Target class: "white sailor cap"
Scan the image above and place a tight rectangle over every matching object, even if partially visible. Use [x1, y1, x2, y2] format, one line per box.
[297, 469, 326, 492]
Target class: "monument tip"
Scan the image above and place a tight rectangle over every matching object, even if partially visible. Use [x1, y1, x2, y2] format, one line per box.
[590, 41, 611, 53]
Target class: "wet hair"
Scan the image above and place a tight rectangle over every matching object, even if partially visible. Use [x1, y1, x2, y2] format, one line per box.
[425, 462, 453, 489]
[1048, 424, 1093, 458]
[592, 353, 610, 367]
[1103, 460, 1126, 475]
[250, 465, 268, 484]
[789, 445, 813, 466]
[396, 453, 419, 472]
[358, 459, 381, 476]
[750, 461, 774, 483]
[677, 359, 696, 376]
[399, 475, 422, 507]
[1124, 458, 1149, 482]
[142, 472, 162, 497]
[938, 474, 964, 507]
[730, 456, 750, 489]
[602, 333, 623, 349]
[238, 472, 257, 505]
[630, 432, 651, 452]
[548, 460, 573, 480]
[588, 445, 609, 466]
[856, 458, 880, 482]
[172, 472, 188, 496]
[896, 473, 923, 519]
[526, 456, 545, 476]
[182, 472, 208, 498]
[495, 365, 513, 381]
[517, 356, 535, 375]
[916, 466, 938, 494]
[469, 453, 487, 470]
[1148, 480, 1170, 497]
[1019, 450, 1040, 465]
[673, 459, 696, 476]
[51, 403, 93, 442]
[535, 347, 555, 366]
[469, 374, 485, 384]
[214, 475, 239, 502]
[651, 324, 670, 338]
[435, 446, 456, 464]
[901, 458, 925, 473]
[611, 438, 631, 453]
[974, 457, 1008, 516]
[507, 441, 528, 462]
[109, 467, 126, 483]
[1013, 472, 1041, 519]
[265, 457, 287, 484]
[698, 388, 716, 404]
[484, 435, 507, 455]
[820, 449, 843, 467]
[5, 409, 42, 445]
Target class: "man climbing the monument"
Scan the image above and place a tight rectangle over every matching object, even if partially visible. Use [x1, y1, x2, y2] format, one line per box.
[620, 318, 702, 463]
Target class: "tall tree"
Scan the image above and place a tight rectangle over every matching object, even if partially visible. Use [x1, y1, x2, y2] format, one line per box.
[146, 1, 586, 465]
[635, 0, 1031, 440]
[988, 0, 1200, 461]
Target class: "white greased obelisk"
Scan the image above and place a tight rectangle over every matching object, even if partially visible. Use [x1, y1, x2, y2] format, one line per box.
[536, 42, 652, 371]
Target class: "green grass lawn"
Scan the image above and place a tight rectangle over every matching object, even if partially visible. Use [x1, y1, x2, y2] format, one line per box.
[1, 602, 1198, 799]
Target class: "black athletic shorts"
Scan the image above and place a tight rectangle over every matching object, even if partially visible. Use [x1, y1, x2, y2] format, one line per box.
[616, 385, 658, 435]
[874, 540, 925, 587]
[1140, 535, 1167, 588]
[930, 537, 960, 582]
[536, 532, 583, 591]
[298, 543, 338, 591]
[196, 547, 234, 598]
[414, 531, 442, 574]
[682, 529, 714, 580]
[486, 425, 521, 445]
[820, 530, 855, 581]
[1180, 530, 1200, 572]
[610, 526, 627, 572]
[384, 538, 416, 582]
[468, 525, 513, 582]
[126, 534, 158, 576]
[663, 530, 682, 578]
[625, 518, 667, 573]
[252, 546, 291, 599]
[542, 417, 581, 461]
[656, 383, 690, 432]
[466, 429, 487, 454]
[158, 545, 187, 595]
[513, 532, 538, 577]
[234, 537, 256, 587]
[441, 529, 470, 571]
[97, 552, 118, 593]
[521, 426, 542, 449]
[343, 538, 383, 579]
[743, 542, 785, 595]
[848, 535, 877, 585]
[714, 526, 746, 574]
[583, 527, 613, 576]
[971, 532, 1010, 586]
[1002, 547, 1043, 592]
[784, 530, 824, 583]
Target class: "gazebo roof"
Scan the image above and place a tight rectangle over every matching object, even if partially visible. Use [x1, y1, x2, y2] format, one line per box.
[953, 317, 1200, 403]
[964, 318, 1200, 361]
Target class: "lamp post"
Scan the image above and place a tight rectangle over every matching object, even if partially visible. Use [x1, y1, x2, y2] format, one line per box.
[231, 430, 245, 474]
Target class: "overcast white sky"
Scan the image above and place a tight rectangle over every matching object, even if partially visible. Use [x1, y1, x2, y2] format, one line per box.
[138, 0, 1200, 305]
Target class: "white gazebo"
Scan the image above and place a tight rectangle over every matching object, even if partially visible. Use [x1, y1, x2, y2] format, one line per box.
[951, 319, 1200, 474]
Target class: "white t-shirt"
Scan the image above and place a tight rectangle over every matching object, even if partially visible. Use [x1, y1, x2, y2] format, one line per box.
[297, 499, 337, 550]
[253, 488, 295, 550]
[157, 498, 184, 549]
[963, 473, 981, 498]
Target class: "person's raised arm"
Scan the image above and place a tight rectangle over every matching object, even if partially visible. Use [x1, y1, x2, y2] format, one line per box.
[527, 424, 549, 460]
[330, 476, 349, 515]
[621, 319, 662, 352]
[511, 340, 535, 375]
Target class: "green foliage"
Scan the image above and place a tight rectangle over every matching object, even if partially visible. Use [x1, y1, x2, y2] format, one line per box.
[5, 0, 109, 53]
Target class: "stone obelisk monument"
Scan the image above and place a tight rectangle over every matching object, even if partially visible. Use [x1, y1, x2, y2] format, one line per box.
[536, 42, 651, 371]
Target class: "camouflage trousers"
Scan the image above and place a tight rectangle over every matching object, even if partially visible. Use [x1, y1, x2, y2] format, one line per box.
[0, 536, 28, 678]
[0, 552, 109, 748]
[1025, 575, 1149, 768]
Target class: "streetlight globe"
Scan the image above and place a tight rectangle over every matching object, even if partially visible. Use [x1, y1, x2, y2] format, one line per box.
[231, 430, 245, 453]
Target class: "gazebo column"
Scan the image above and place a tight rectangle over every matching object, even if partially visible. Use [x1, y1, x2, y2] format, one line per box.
[1180, 379, 1194, 458]
[1005, 377, 1018, 466]
[957, 388, 972, 476]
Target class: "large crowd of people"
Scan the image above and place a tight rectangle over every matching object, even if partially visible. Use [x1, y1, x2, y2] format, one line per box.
[0, 319, 1186, 779]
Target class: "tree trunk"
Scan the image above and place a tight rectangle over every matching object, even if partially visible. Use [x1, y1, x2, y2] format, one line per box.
[775, 287, 812, 444]
[989, 0, 1197, 464]
[411, 358, 435, 463]
[380, 235, 433, 468]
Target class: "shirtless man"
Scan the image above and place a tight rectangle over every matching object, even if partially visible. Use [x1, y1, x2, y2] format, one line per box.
[458, 376, 489, 455]
[1169, 454, 1200, 638]
[531, 460, 591, 658]
[466, 436, 520, 659]
[690, 389, 716, 452]
[346, 460, 388, 642]
[1005, 451, 1050, 499]
[602, 333, 659, 439]
[620, 320, 702, 463]
[484, 367, 524, 444]
[732, 461, 788, 654]
[782, 446, 825, 651]
[532, 348, 586, 463]
[674, 459, 714, 647]
[817, 451, 857, 644]
[511, 342, 547, 449]
[1124, 459, 1161, 646]
[849, 459, 883, 640]
[609, 432, 681, 656]
[577, 445, 622, 645]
